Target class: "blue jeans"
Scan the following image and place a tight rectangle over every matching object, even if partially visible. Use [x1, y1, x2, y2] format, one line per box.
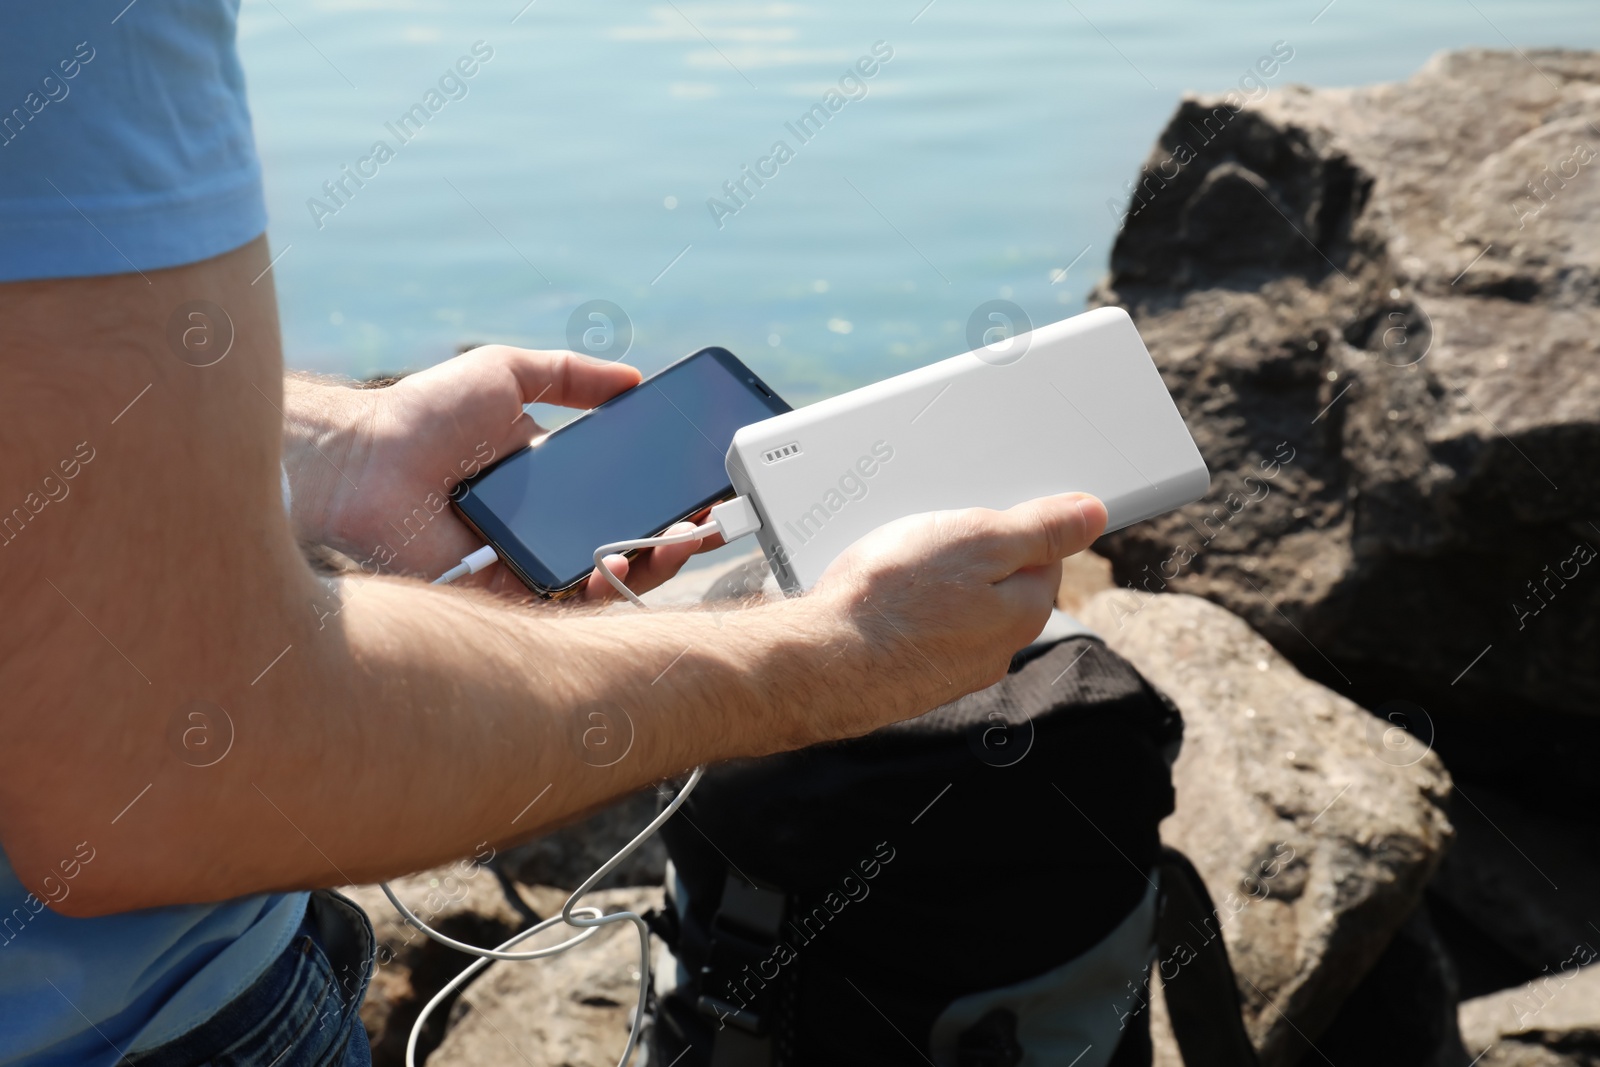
[127, 891, 375, 1067]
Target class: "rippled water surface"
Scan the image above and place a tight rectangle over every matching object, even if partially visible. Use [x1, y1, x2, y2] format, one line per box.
[242, 0, 1596, 406]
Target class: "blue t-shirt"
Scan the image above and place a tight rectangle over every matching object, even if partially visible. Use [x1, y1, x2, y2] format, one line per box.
[0, 0, 268, 280]
[0, 2, 309, 1063]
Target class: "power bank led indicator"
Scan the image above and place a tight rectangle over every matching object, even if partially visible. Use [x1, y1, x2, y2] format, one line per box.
[762, 442, 803, 464]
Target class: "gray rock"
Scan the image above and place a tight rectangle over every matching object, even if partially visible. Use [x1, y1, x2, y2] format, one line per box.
[1312, 903, 1470, 1067]
[1459, 961, 1600, 1067]
[1079, 590, 1454, 1066]
[342, 859, 532, 1067]
[427, 887, 665, 1067]
[1059, 548, 1116, 615]
[1152, 908, 1472, 1067]
[1152, 905, 1470, 1067]
[1089, 49, 1600, 740]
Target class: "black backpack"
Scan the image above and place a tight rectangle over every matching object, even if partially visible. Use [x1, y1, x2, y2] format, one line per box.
[647, 626, 1262, 1067]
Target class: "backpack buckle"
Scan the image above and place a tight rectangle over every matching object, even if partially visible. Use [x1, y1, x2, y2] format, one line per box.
[691, 874, 787, 1037]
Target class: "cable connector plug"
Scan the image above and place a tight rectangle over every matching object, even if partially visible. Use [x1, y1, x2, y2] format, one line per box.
[592, 495, 763, 607]
[707, 494, 762, 543]
[432, 544, 500, 586]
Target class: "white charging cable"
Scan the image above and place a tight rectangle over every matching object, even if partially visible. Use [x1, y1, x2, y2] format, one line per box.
[591, 495, 763, 607]
[389, 497, 763, 1067]
[381, 766, 705, 1067]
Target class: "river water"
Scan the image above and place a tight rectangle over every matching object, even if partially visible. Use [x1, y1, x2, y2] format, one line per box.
[242, 0, 1596, 408]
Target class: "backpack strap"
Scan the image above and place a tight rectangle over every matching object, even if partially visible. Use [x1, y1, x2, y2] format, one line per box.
[659, 872, 789, 1067]
[1154, 848, 1261, 1067]
[699, 875, 786, 1033]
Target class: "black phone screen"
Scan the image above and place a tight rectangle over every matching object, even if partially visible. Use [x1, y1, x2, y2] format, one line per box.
[454, 347, 790, 592]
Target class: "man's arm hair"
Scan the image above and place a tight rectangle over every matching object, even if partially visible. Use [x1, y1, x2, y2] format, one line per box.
[0, 239, 907, 916]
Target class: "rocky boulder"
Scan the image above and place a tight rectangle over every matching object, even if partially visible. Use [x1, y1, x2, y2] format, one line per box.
[346, 863, 657, 1066]
[342, 860, 536, 1066]
[1089, 50, 1600, 802]
[1079, 590, 1455, 1065]
[426, 887, 665, 1067]
[1460, 961, 1600, 1066]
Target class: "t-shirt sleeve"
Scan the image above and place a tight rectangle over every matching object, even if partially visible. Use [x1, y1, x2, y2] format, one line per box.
[0, 0, 266, 282]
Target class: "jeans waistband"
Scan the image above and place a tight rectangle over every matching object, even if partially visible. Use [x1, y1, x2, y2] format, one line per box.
[126, 889, 376, 1067]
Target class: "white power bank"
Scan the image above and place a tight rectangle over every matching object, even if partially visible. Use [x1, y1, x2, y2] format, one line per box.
[725, 306, 1210, 594]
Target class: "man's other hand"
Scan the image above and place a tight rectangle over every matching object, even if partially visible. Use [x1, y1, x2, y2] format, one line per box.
[283, 346, 718, 599]
[809, 492, 1109, 737]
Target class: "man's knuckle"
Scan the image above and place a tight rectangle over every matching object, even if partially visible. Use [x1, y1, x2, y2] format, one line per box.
[945, 507, 996, 547]
[1027, 504, 1063, 561]
[555, 350, 575, 392]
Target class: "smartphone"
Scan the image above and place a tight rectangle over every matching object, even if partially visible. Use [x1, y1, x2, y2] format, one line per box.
[452, 347, 791, 597]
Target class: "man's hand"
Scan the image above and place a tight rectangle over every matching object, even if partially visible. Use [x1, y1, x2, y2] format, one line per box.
[283, 346, 716, 599]
[808, 492, 1108, 737]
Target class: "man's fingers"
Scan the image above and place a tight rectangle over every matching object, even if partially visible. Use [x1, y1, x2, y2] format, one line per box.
[582, 554, 632, 601]
[984, 493, 1107, 574]
[505, 411, 547, 454]
[579, 525, 707, 602]
[617, 525, 704, 595]
[495, 347, 642, 410]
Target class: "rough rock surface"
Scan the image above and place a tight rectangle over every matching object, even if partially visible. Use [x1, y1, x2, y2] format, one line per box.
[1058, 545, 1116, 614]
[1313, 903, 1469, 1067]
[1079, 590, 1454, 1065]
[426, 887, 665, 1067]
[1460, 963, 1600, 1066]
[1089, 50, 1600, 793]
[342, 862, 534, 1067]
[1156, 903, 1469, 1067]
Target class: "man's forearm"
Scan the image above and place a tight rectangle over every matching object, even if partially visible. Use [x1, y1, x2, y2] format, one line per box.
[0, 240, 907, 917]
[67, 570, 878, 915]
[8, 504, 893, 916]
